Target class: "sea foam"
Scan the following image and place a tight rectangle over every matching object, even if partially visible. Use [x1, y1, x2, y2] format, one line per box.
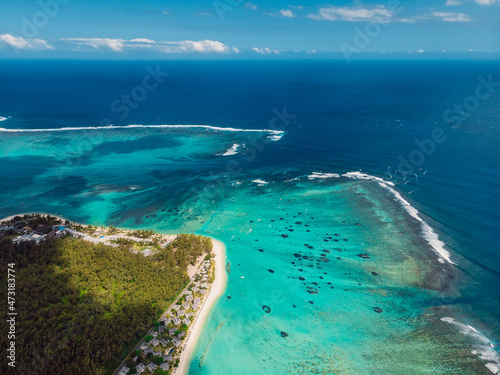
[308, 172, 340, 180]
[251, 179, 269, 186]
[342, 171, 454, 264]
[0, 116, 8, 122]
[0, 124, 286, 138]
[441, 317, 500, 374]
[222, 144, 240, 156]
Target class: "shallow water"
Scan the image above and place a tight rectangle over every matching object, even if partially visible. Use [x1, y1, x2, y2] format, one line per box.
[0, 60, 499, 374]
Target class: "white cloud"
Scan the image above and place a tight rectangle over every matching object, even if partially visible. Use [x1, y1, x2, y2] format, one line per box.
[416, 49, 425, 53]
[61, 38, 235, 54]
[162, 10, 170, 15]
[446, 0, 462, 5]
[61, 37, 126, 51]
[430, 11, 472, 21]
[280, 9, 296, 18]
[307, 6, 393, 22]
[472, 0, 500, 4]
[399, 18, 417, 23]
[245, 2, 258, 10]
[177, 40, 229, 53]
[130, 38, 156, 44]
[0, 34, 54, 50]
[252, 47, 280, 54]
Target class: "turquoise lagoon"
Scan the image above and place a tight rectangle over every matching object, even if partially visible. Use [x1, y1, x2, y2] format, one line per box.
[0, 125, 496, 374]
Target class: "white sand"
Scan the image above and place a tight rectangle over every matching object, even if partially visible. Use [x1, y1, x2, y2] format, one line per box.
[175, 238, 228, 375]
[0, 212, 70, 224]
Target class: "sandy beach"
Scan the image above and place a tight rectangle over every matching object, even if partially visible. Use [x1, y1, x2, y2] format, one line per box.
[0, 212, 78, 225]
[175, 238, 228, 375]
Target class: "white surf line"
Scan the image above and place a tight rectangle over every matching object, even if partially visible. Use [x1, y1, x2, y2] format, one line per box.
[221, 143, 240, 156]
[251, 179, 269, 186]
[308, 172, 341, 180]
[342, 171, 454, 265]
[441, 317, 500, 374]
[0, 116, 8, 122]
[0, 124, 285, 136]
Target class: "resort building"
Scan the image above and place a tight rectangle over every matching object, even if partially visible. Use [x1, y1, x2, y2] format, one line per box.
[136, 363, 146, 373]
[147, 362, 158, 372]
[160, 363, 170, 371]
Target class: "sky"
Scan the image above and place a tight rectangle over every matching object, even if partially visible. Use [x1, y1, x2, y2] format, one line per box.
[0, 0, 499, 59]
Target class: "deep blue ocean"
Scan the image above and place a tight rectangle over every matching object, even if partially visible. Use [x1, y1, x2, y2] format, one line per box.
[0, 60, 499, 374]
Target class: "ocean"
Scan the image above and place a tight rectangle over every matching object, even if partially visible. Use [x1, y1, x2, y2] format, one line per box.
[0, 59, 499, 374]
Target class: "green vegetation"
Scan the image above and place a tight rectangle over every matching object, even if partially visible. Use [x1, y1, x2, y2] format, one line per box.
[0, 231, 211, 375]
[155, 234, 212, 269]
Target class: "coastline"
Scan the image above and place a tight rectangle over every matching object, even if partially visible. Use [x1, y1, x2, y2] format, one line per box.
[1, 213, 230, 374]
[0, 212, 84, 226]
[175, 238, 228, 375]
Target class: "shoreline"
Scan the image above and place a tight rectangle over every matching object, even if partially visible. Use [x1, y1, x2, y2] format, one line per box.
[0, 212, 84, 226]
[1, 213, 230, 374]
[175, 238, 228, 375]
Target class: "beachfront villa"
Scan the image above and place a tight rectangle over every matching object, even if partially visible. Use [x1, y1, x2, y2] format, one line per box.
[113, 256, 214, 375]
[172, 337, 182, 347]
[135, 363, 146, 373]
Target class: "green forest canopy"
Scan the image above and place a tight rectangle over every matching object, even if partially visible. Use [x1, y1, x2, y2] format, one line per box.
[0, 233, 212, 375]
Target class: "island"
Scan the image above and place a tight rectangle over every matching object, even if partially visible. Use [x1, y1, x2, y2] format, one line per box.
[0, 214, 227, 375]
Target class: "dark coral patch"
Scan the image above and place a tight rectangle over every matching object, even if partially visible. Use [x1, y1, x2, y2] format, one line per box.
[357, 253, 370, 259]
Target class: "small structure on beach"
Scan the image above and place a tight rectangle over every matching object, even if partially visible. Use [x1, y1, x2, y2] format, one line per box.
[160, 362, 170, 371]
[147, 363, 158, 372]
[172, 337, 181, 347]
[136, 363, 146, 373]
